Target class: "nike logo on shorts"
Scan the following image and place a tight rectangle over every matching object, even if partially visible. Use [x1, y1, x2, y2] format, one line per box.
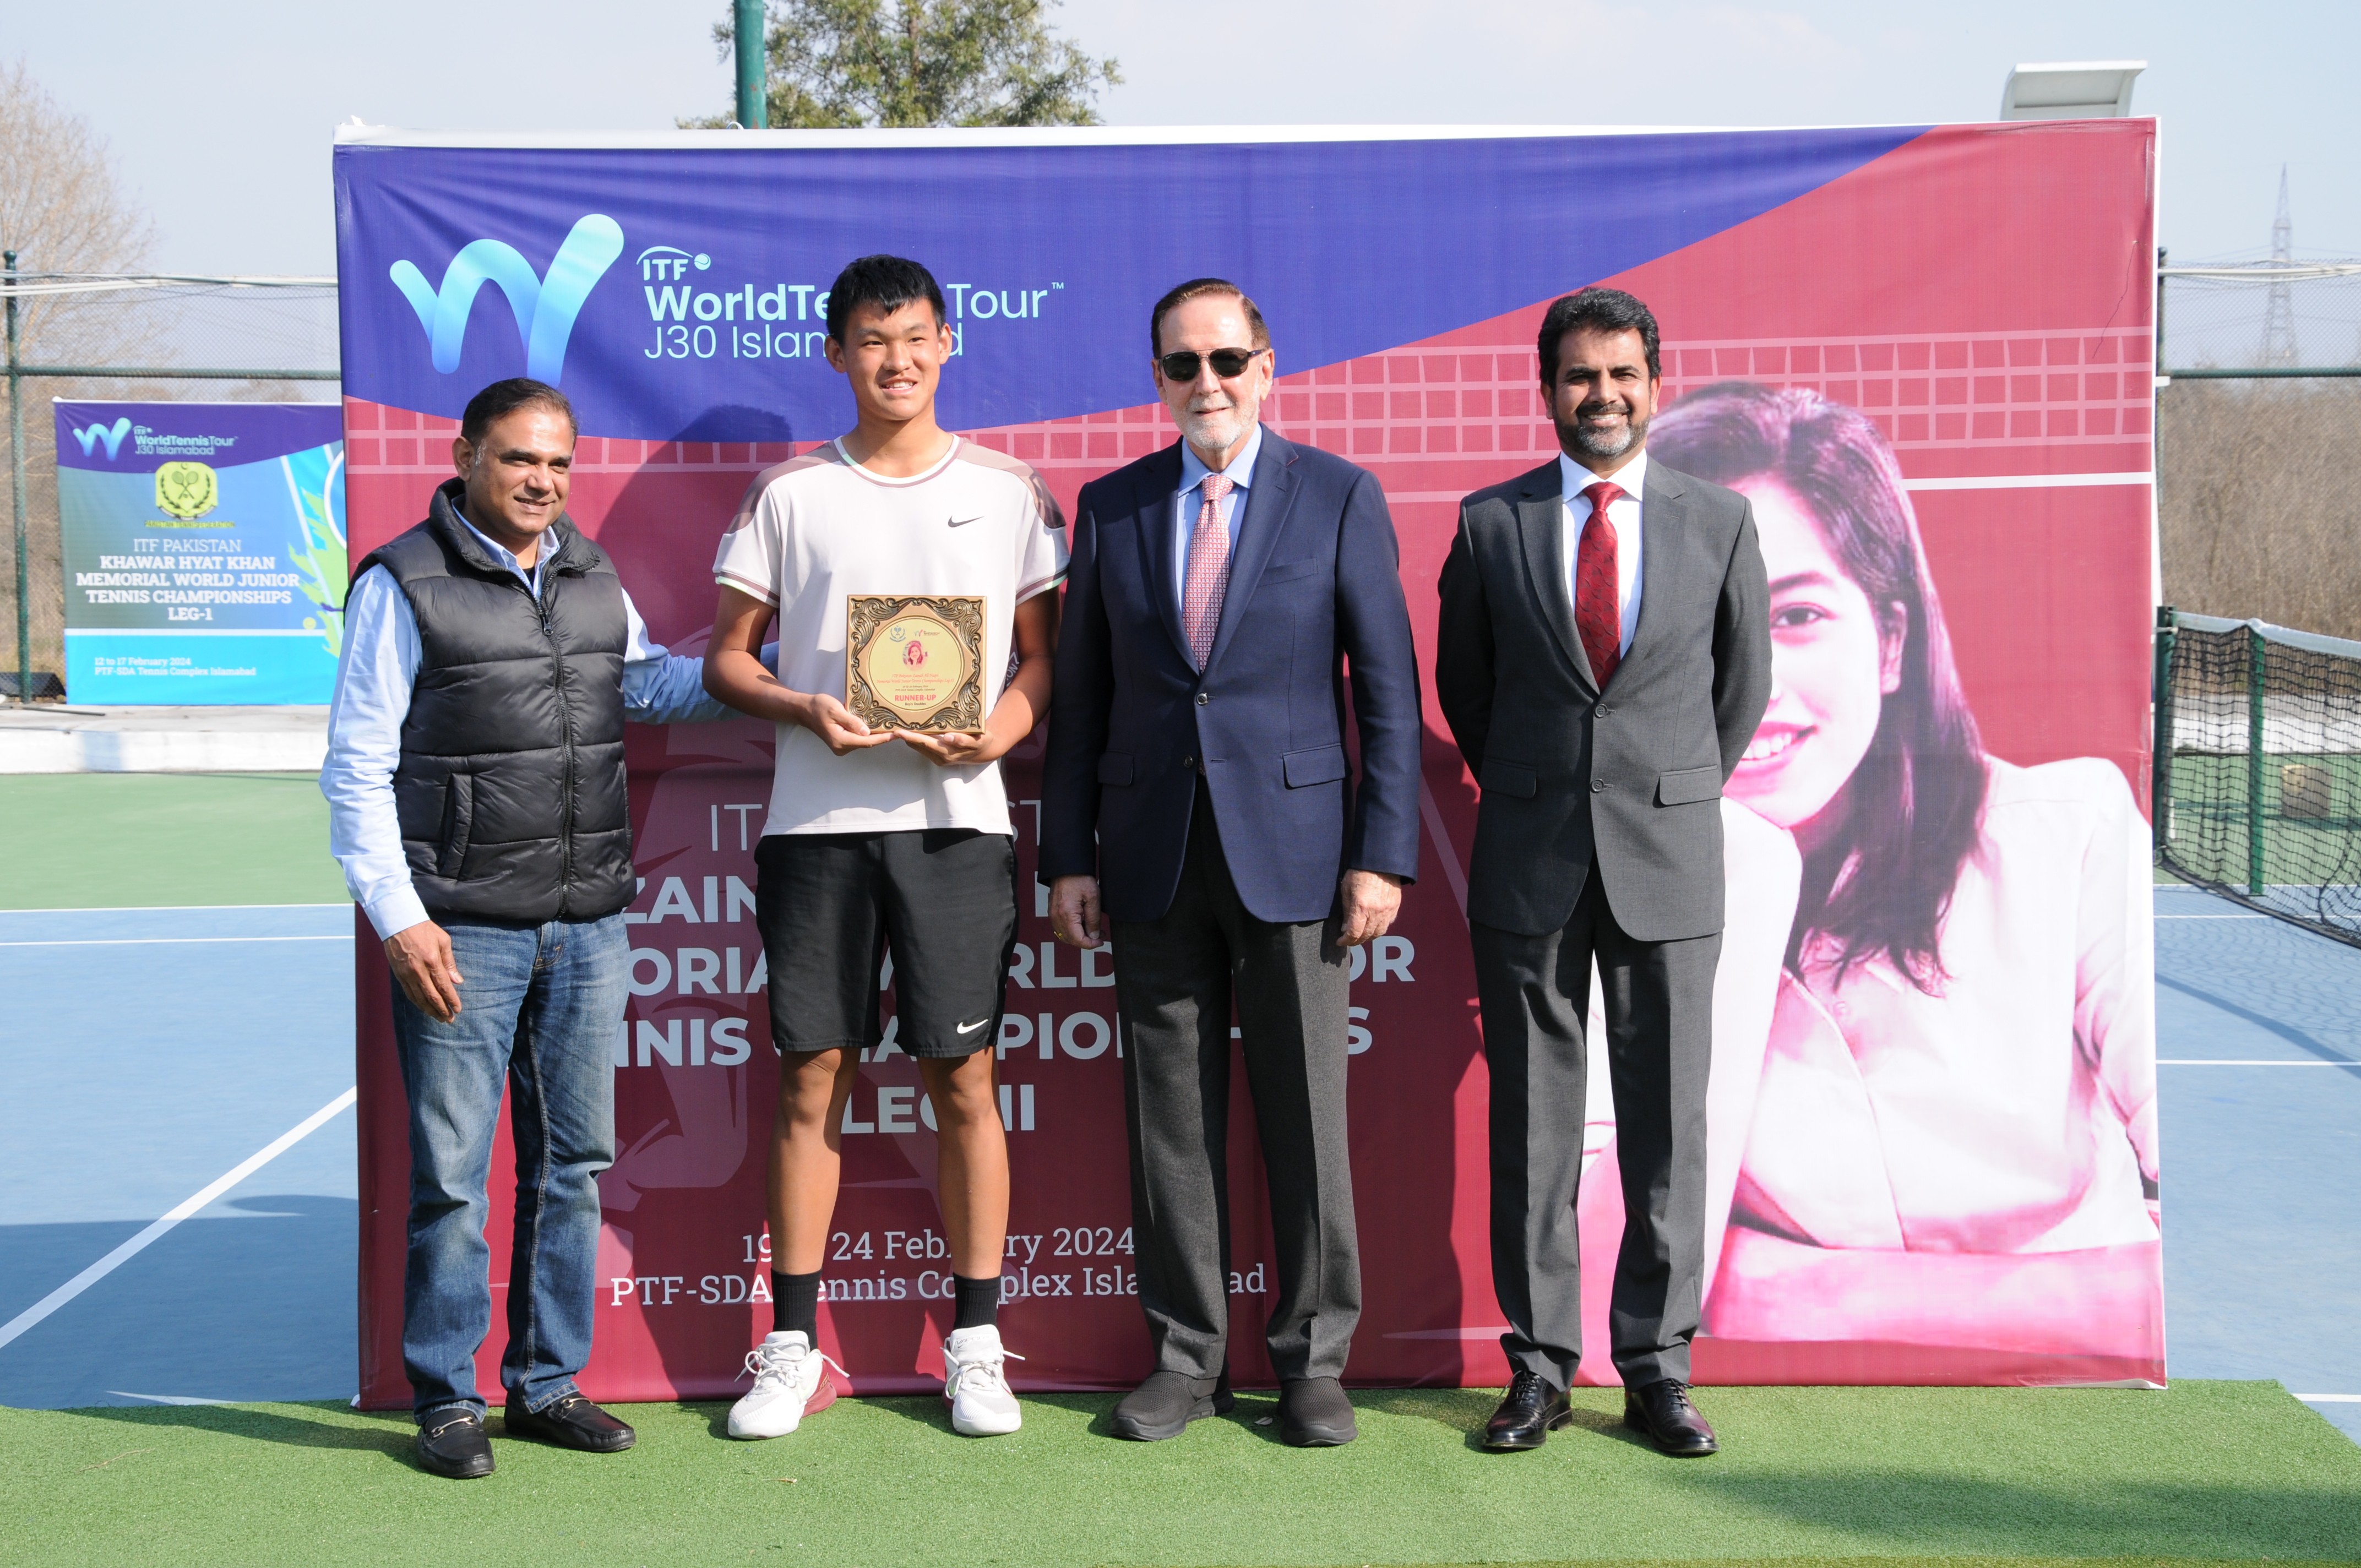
[947, 515, 982, 528]
[956, 1018, 988, 1034]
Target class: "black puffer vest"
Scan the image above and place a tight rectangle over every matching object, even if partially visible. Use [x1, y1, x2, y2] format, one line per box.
[358, 479, 633, 924]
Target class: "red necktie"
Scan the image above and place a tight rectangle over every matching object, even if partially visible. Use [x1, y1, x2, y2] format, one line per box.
[1574, 481, 1623, 688]
[1182, 473, 1234, 669]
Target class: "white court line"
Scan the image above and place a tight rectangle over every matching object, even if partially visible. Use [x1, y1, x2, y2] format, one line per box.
[2158, 1059, 2360, 1067]
[2155, 913, 2270, 919]
[0, 935, 353, 948]
[0, 903, 350, 914]
[2297, 1393, 2361, 1403]
[0, 1087, 358, 1354]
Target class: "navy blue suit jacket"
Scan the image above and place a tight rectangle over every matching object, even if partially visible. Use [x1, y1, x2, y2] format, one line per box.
[1042, 429, 1423, 924]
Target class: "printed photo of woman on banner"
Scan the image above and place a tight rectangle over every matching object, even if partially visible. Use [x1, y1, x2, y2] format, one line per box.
[1573, 382, 2160, 1381]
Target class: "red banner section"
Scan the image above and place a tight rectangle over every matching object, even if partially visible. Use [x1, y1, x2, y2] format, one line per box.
[348, 121, 2162, 1406]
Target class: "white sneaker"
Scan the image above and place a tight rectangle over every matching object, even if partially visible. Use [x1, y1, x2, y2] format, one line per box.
[727, 1331, 841, 1440]
[943, 1325, 1024, 1436]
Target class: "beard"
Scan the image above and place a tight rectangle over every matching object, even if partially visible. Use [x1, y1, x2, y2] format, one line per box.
[1558, 400, 1650, 462]
[1180, 393, 1262, 456]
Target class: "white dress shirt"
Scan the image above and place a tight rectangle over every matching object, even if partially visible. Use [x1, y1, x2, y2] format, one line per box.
[1559, 449, 1646, 657]
[1173, 423, 1263, 620]
[322, 510, 737, 941]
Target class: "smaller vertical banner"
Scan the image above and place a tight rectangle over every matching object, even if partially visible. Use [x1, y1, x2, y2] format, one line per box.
[55, 401, 348, 704]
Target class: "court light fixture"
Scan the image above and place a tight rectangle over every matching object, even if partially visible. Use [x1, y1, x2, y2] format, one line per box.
[1999, 61, 2146, 120]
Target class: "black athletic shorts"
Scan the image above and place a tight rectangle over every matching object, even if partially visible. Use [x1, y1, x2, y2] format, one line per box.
[754, 829, 1019, 1059]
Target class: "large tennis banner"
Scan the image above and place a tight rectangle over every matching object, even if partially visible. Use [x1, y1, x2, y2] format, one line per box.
[335, 122, 2162, 1407]
[55, 401, 347, 704]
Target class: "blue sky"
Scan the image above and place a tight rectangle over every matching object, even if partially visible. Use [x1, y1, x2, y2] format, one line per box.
[13, 0, 2353, 275]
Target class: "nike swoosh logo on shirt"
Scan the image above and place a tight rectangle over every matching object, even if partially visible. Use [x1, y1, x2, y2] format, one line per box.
[947, 515, 983, 527]
[956, 1018, 988, 1035]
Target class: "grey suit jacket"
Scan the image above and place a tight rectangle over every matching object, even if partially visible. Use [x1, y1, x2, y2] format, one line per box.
[1435, 455, 1771, 941]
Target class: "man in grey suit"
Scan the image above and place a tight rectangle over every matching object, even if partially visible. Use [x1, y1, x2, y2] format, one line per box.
[1435, 287, 1771, 1457]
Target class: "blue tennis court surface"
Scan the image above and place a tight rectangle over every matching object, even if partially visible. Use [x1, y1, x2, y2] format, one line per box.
[0, 904, 357, 1409]
[2, 889, 2354, 1441]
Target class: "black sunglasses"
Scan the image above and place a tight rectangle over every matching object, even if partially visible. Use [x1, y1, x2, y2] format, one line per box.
[1157, 347, 1265, 382]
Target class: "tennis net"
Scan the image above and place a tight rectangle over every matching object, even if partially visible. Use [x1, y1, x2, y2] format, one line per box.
[2156, 608, 2361, 944]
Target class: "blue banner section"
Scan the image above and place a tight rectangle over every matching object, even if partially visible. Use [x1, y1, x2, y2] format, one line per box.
[333, 129, 1922, 440]
[55, 402, 347, 705]
[56, 400, 347, 472]
[64, 633, 344, 704]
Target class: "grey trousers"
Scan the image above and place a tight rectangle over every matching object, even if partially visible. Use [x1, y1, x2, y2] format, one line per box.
[1109, 784, 1360, 1382]
[1472, 867, 1718, 1390]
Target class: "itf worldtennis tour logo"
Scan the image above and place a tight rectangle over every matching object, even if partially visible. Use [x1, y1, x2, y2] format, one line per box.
[389, 214, 627, 383]
[71, 417, 134, 460]
[389, 210, 1059, 381]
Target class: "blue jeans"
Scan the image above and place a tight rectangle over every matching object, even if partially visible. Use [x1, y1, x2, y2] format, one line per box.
[389, 914, 626, 1422]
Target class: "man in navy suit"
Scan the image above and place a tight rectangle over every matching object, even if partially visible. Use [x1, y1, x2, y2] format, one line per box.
[1042, 279, 1422, 1447]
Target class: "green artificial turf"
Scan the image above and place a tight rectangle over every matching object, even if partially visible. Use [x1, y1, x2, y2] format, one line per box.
[0, 771, 347, 910]
[3, 1382, 2357, 1567]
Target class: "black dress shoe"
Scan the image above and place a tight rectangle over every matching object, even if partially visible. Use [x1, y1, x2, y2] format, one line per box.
[1109, 1368, 1234, 1441]
[1277, 1376, 1357, 1447]
[1623, 1379, 1718, 1456]
[503, 1392, 636, 1452]
[416, 1409, 494, 1479]
[1483, 1369, 1572, 1451]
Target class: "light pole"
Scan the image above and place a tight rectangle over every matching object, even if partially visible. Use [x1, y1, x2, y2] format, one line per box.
[735, 0, 768, 130]
[5, 249, 28, 704]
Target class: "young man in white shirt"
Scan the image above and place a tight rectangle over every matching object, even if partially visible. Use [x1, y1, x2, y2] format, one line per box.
[704, 255, 1066, 1440]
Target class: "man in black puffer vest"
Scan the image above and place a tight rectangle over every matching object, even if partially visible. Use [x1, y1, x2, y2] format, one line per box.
[322, 379, 749, 1479]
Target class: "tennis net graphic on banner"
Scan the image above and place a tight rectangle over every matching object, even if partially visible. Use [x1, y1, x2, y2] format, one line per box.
[336, 119, 2162, 1406]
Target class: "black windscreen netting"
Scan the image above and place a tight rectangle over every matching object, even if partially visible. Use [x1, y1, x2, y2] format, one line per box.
[2158, 612, 2361, 944]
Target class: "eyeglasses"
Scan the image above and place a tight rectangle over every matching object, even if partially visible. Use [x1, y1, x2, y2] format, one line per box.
[1157, 347, 1265, 382]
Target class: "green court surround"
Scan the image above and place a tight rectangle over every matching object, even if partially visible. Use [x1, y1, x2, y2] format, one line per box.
[3, 1383, 2356, 1567]
[0, 772, 349, 910]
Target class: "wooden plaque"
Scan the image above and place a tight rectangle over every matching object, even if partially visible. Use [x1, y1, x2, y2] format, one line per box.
[845, 594, 987, 734]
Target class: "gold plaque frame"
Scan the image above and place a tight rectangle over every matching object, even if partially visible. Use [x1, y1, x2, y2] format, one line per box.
[845, 594, 988, 734]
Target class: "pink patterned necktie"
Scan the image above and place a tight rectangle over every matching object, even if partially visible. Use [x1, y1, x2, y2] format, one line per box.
[1575, 480, 1624, 688]
[1182, 473, 1234, 668]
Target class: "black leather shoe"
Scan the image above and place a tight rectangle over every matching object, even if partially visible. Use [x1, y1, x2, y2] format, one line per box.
[1623, 1379, 1718, 1456]
[503, 1392, 637, 1452]
[1109, 1368, 1234, 1440]
[1277, 1376, 1357, 1447]
[1483, 1369, 1572, 1451]
[416, 1409, 494, 1478]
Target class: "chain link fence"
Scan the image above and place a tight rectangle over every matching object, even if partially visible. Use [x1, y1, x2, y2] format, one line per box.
[2, 271, 337, 694]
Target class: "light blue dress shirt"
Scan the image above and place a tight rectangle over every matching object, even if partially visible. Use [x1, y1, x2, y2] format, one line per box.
[322, 510, 739, 941]
[1172, 423, 1264, 627]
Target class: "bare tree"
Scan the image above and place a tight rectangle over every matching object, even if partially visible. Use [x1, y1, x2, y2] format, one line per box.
[0, 58, 156, 687]
[2161, 379, 2361, 641]
[686, 0, 1119, 129]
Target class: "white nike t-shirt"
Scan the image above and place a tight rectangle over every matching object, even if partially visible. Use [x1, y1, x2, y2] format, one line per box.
[712, 437, 1069, 837]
